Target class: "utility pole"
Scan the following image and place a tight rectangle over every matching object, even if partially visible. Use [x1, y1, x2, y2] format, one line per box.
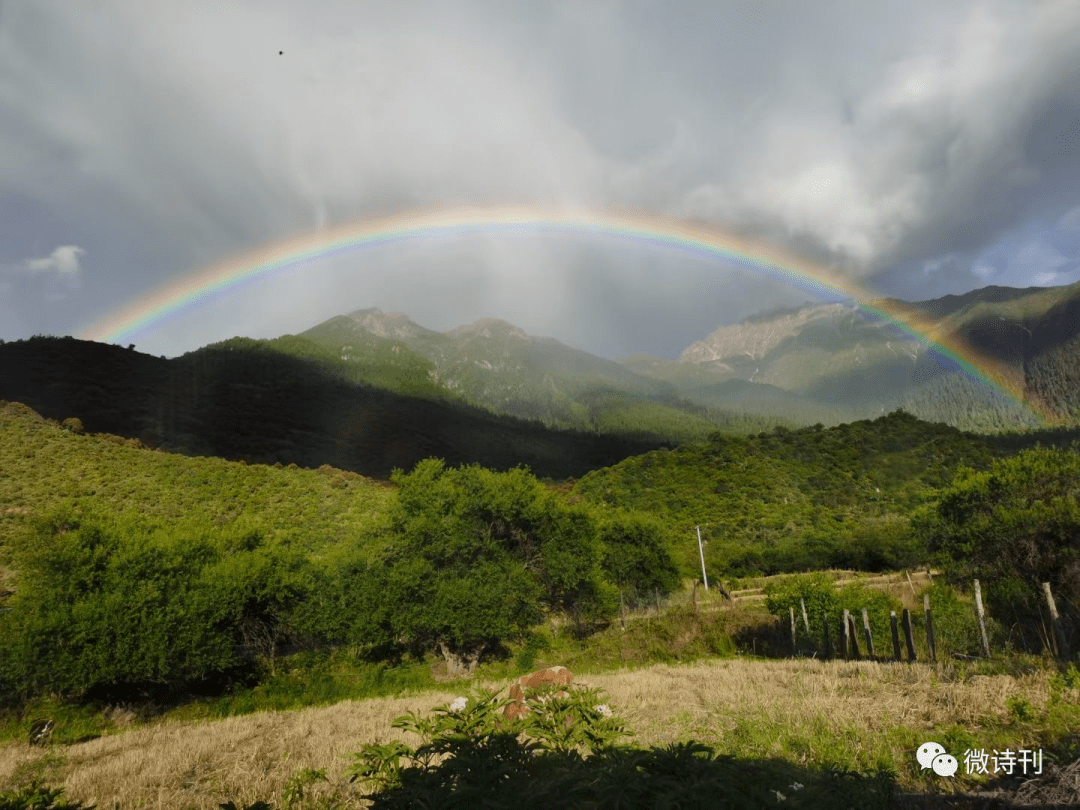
[696, 525, 709, 591]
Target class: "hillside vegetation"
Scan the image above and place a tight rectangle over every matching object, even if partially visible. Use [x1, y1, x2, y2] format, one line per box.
[0, 336, 668, 480]
[3, 397, 1080, 808]
[301, 310, 783, 442]
[0, 400, 392, 554]
[574, 410, 1080, 578]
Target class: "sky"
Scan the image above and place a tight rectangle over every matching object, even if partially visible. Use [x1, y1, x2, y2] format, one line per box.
[1, 0, 1079, 360]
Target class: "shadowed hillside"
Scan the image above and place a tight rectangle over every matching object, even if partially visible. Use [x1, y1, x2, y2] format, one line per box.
[0, 336, 665, 480]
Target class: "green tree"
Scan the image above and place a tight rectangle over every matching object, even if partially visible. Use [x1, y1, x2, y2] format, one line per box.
[918, 445, 1080, 604]
[376, 460, 612, 676]
[597, 512, 681, 607]
[0, 511, 234, 699]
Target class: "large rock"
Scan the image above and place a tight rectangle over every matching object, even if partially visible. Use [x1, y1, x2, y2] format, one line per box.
[504, 666, 573, 720]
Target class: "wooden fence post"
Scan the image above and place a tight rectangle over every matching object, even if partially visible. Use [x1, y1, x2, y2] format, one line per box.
[692, 580, 699, 616]
[790, 606, 797, 654]
[890, 611, 902, 661]
[848, 614, 861, 660]
[841, 610, 850, 659]
[974, 579, 991, 658]
[924, 594, 937, 663]
[862, 608, 875, 658]
[906, 571, 918, 598]
[902, 609, 917, 662]
[822, 611, 833, 660]
[800, 598, 811, 634]
[1043, 582, 1071, 661]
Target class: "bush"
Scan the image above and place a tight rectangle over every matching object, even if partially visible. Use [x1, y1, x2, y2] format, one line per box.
[340, 682, 896, 809]
[597, 511, 681, 609]
[0, 783, 95, 810]
[0, 510, 309, 701]
[764, 573, 902, 654]
[372, 460, 615, 675]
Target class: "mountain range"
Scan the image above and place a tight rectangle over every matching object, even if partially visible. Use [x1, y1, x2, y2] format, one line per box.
[1, 281, 1077, 481]
[298, 280, 1080, 433]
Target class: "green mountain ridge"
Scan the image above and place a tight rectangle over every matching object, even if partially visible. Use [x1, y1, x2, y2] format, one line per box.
[297, 281, 1080, 436]
[300, 309, 764, 441]
[0, 335, 667, 480]
[627, 281, 1080, 431]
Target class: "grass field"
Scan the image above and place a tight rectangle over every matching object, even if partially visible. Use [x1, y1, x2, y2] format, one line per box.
[3, 656, 1077, 808]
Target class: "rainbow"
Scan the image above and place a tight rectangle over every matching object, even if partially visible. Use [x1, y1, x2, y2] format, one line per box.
[83, 205, 1043, 422]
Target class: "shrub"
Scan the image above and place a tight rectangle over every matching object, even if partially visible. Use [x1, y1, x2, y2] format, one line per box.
[342, 682, 896, 809]
[0, 783, 95, 810]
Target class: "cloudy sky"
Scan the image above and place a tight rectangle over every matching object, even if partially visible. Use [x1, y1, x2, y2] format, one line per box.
[1, 0, 1078, 359]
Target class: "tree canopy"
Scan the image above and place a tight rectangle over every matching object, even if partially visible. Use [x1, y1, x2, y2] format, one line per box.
[918, 445, 1080, 603]
[369, 460, 617, 675]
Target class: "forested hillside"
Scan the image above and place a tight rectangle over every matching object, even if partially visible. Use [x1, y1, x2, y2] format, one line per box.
[0, 336, 668, 479]
[573, 410, 1080, 578]
[301, 310, 789, 441]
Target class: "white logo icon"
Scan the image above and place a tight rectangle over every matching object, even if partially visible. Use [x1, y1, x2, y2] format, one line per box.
[917, 742, 957, 777]
[932, 754, 958, 777]
[917, 742, 946, 769]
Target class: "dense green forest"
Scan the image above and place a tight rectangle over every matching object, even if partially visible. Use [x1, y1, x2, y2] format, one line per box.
[573, 410, 1080, 578]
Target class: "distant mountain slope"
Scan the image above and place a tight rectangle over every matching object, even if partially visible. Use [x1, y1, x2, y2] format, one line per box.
[623, 282, 1080, 431]
[0, 336, 666, 479]
[299, 309, 774, 441]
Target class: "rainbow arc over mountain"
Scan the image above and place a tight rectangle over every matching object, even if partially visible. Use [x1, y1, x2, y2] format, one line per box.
[84, 205, 1043, 423]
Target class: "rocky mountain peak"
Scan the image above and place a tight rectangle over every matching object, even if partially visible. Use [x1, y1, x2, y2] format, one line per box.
[446, 318, 529, 340]
[680, 302, 851, 364]
[344, 308, 436, 340]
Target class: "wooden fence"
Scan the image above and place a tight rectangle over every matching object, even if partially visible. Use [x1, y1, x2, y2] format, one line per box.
[775, 579, 1076, 663]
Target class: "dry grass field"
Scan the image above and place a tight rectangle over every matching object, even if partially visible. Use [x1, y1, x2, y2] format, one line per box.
[3, 656, 1072, 809]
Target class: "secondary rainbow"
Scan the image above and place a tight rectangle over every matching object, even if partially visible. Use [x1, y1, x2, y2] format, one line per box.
[83, 205, 1042, 422]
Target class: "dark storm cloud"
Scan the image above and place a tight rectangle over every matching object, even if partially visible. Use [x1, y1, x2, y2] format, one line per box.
[0, 0, 1077, 356]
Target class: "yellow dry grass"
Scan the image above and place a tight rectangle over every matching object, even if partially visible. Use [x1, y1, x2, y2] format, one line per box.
[0, 658, 1055, 809]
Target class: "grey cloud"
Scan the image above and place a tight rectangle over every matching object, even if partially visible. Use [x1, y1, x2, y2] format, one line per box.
[0, 0, 1078, 355]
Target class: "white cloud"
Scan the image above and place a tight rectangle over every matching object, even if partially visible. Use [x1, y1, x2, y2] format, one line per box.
[21, 245, 85, 274]
[1005, 238, 1070, 285]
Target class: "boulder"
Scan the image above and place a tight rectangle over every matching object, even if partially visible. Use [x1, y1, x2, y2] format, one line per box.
[504, 666, 573, 720]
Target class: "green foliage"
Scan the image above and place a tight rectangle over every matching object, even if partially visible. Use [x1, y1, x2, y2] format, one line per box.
[372, 460, 615, 673]
[764, 573, 902, 652]
[764, 573, 839, 634]
[576, 411, 1080, 580]
[0, 509, 320, 700]
[0, 398, 394, 555]
[0, 511, 233, 698]
[0, 784, 94, 810]
[597, 512, 681, 608]
[919, 445, 1080, 606]
[917, 582, 994, 658]
[344, 684, 895, 809]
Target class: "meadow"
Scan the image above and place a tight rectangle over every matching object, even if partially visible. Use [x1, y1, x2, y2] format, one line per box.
[3, 654, 1078, 808]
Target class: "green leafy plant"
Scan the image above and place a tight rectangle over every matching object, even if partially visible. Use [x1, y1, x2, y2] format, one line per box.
[344, 681, 896, 809]
[0, 783, 94, 810]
